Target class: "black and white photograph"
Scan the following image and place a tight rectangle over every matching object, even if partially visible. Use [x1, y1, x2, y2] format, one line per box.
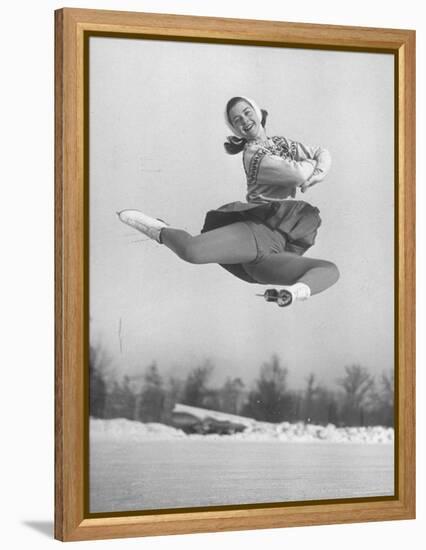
[88, 35, 395, 513]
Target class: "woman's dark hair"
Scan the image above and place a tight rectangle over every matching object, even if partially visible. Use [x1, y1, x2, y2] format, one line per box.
[224, 97, 268, 155]
[225, 97, 245, 123]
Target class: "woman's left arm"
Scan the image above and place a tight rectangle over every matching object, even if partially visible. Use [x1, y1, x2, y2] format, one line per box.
[294, 142, 332, 192]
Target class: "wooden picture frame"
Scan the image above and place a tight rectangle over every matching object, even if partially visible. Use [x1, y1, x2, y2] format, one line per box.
[55, 7, 415, 541]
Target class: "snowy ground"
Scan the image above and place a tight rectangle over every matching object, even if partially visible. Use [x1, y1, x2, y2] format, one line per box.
[90, 417, 394, 444]
[89, 418, 394, 512]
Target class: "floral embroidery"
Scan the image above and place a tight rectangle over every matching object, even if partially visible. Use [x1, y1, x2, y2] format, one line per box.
[270, 136, 297, 160]
[245, 136, 297, 186]
[247, 147, 268, 186]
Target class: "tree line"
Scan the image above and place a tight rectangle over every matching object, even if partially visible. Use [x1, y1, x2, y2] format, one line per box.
[90, 345, 394, 428]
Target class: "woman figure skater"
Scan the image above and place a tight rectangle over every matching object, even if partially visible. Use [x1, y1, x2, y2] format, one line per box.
[118, 96, 339, 307]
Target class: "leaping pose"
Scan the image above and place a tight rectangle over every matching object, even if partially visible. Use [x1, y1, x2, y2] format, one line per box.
[118, 96, 339, 307]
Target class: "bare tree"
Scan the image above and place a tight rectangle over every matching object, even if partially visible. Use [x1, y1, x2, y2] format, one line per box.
[366, 368, 394, 426]
[337, 364, 375, 426]
[243, 355, 293, 422]
[89, 342, 112, 418]
[303, 373, 319, 422]
[182, 360, 214, 408]
[137, 363, 166, 422]
[301, 374, 339, 425]
[218, 377, 245, 414]
[104, 375, 135, 420]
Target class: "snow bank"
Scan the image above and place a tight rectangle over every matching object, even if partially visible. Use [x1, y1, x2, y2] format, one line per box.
[90, 418, 187, 441]
[90, 418, 394, 444]
[212, 421, 394, 444]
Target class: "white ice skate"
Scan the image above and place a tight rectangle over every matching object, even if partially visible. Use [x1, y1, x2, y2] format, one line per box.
[117, 209, 169, 243]
[257, 288, 293, 307]
[256, 283, 310, 308]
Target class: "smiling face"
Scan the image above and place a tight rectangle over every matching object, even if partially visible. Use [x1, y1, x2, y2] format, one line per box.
[228, 100, 262, 140]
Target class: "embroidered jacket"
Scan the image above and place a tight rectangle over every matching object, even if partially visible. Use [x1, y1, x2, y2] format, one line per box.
[242, 136, 331, 204]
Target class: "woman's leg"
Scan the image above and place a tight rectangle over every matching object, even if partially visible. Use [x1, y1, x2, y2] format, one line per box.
[246, 251, 339, 295]
[160, 222, 258, 265]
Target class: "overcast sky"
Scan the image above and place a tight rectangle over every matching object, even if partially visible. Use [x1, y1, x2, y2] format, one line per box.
[89, 37, 394, 390]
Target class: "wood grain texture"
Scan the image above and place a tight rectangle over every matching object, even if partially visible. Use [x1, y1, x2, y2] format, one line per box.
[59, 7, 412, 48]
[54, 7, 416, 542]
[55, 7, 87, 540]
[397, 29, 416, 517]
[54, 8, 64, 541]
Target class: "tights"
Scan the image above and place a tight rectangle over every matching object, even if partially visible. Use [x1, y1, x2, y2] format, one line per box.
[161, 222, 339, 295]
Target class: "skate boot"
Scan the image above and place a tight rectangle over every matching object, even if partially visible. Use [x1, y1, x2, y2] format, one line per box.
[276, 289, 293, 307]
[117, 209, 169, 243]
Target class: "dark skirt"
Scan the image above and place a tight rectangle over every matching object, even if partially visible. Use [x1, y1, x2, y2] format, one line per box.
[201, 200, 322, 283]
